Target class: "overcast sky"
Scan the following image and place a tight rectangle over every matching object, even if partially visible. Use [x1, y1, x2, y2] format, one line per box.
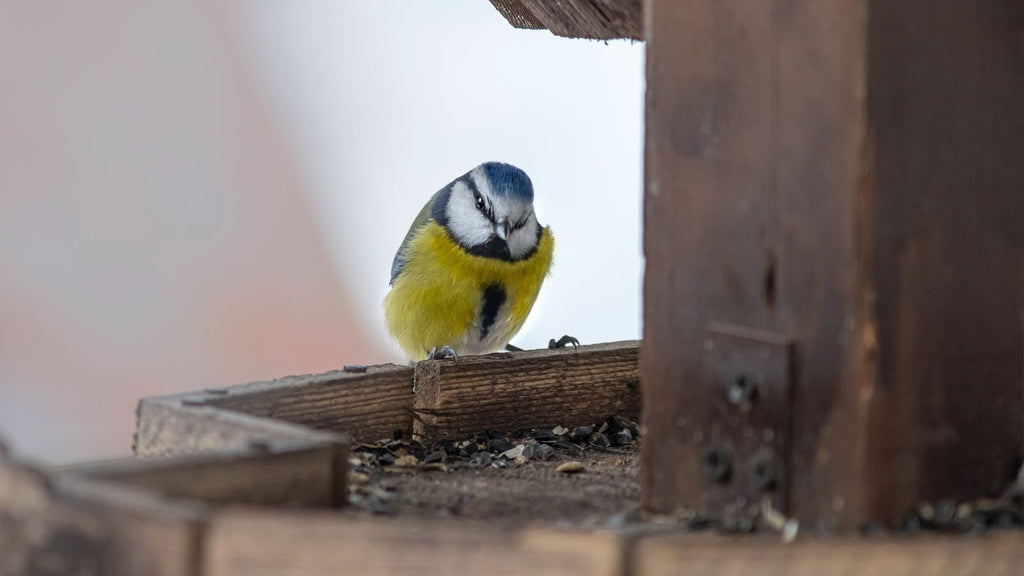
[242, 1, 645, 358]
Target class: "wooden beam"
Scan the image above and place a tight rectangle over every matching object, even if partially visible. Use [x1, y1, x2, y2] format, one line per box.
[135, 346, 641, 451]
[134, 395, 346, 457]
[1, 448, 206, 576]
[199, 364, 413, 443]
[488, 0, 643, 40]
[135, 363, 412, 453]
[412, 341, 640, 440]
[203, 509, 626, 576]
[67, 440, 348, 508]
[633, 532, 1024, 576]
[641, 0, 1023, 529]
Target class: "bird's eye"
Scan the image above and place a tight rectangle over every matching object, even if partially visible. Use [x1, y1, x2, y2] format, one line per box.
[474, 194, 485, 211]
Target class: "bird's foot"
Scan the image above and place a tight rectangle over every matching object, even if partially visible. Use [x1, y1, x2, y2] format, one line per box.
[548, 335, 580, 350]
[504, 343, 524, 352]
[426, 345, 458, 360]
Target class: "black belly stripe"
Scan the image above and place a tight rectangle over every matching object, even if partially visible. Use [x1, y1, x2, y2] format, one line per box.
[480, 284, 506, 339]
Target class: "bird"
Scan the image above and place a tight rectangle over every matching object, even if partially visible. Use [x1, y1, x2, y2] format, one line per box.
[384, 162, 567, 362]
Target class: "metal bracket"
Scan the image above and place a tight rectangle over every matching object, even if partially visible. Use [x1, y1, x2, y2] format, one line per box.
[701, 323, 794, 531]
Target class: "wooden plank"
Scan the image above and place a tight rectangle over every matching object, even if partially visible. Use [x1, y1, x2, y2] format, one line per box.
[68, 440, 348, 507]
[204, 509, 626, 576]
[412, 341, 640, 440]
[488, 0, 545, 29]
[489, 0, 643, 40]
[641, 0, 1022, 529]
[633, 532, 1024, 576]
[1, 447, 206, 576]
[143, 363, 415, 445]
[134, 396, 345, 457]
[860, 0, 1024, 524]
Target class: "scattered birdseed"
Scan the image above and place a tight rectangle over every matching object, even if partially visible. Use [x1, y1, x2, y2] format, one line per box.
[557, 461, 586, 474]
[613, 429, 633, 446]
[535, 444, 555, 461]
[394, 455, 419, 467]
[423, 450, 445, 464]
[589, 432, 611, 449]
[522, 443, 538, 460]
[501, 444, 525, 460]
[571, 425, 594, 440]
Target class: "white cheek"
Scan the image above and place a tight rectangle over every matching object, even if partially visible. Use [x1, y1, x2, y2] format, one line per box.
[446, 183, 494, 247]
[507, 214, 540, 259]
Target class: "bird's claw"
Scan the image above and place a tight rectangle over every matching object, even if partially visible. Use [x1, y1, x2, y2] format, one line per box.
[548, 335, 580, 350]
[426, 345, 458, 360]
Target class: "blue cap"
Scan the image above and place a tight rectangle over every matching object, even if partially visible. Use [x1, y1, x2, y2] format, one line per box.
[481, 162, 533, 202]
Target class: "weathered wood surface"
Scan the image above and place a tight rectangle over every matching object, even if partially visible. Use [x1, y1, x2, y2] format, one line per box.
[1, 446, 206, 576]
[183, 364, 414, 444]
[5, 433, 1021, 576]
[68, 440, 347, 507]
[137, 345, 642, 452]
[633, 532, 1024, 576]
[642, 0, 1023, 530]
[204, 509, 626, 576]
[642, 0, 869, 529]
[861, 0, 1024, 522]
[489, 0, 642, 40]
[412, 341, 640, 440]
[134, 396, 346, 457]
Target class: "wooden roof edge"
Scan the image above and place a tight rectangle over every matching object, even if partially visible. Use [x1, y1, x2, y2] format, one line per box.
[489, 0, 644, 41]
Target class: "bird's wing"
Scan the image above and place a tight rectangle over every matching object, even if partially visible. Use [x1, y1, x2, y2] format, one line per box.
[390, 192, 438, 285]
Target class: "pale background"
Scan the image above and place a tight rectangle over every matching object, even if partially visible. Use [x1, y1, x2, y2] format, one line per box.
[0, 1, 643, 464]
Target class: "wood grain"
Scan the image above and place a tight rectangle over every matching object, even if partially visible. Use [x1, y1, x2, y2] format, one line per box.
[201, 364, 414, 443]
[861, 0, 1024, 523]
[1, 448, 206, 576]
[489, 0, 642, 40]
[68, 440, 348, 507]
[633, 532, 1024, 576]
[204, 509, 625, 576]
[134, 396, 344, 457]
[642, 0, 869, 528]
[412, 341, 640, 440]
[641, 0, 1022, 529]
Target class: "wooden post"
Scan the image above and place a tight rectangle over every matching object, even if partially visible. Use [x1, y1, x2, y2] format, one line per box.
[641, 0, 1023, 530]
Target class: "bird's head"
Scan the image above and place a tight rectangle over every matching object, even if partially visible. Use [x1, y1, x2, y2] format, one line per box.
[433, 162, 541, 261]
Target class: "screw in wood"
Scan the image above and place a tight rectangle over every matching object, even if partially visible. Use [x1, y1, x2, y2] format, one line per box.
[751, 449, 779, 491]
[702, 447, 733, 484]
[727, 374, 758, 406]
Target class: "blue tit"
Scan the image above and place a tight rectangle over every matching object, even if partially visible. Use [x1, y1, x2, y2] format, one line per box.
[384, 162, 554, 361]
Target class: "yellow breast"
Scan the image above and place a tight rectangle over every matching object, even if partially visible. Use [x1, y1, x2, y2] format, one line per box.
[384, 221, 554, 361]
